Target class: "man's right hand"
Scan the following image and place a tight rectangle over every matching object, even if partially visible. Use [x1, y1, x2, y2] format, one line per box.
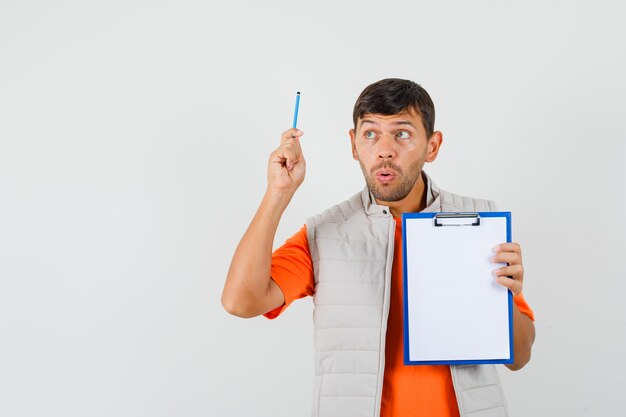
[267, 128, 306, 198]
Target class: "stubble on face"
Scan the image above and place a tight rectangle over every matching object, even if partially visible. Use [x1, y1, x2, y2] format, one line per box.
[359, 158, 424, 202]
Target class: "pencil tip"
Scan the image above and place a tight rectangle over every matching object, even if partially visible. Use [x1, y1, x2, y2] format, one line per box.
[297, 91, 300, 95]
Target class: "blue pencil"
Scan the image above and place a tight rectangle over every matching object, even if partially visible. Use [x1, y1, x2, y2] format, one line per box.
[292, 91, 301, 128]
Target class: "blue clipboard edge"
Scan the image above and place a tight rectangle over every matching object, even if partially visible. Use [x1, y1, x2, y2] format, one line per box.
[401, 211, 514, 366]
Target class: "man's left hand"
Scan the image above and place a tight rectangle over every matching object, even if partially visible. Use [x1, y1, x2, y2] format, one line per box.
[492, 242, 524, 296]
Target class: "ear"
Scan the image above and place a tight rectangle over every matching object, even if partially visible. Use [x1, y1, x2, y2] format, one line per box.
[349, 128, 359, 161]
[425, 131, 443, 163]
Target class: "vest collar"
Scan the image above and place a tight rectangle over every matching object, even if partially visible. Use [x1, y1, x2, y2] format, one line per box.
[360, 171, 443, 216]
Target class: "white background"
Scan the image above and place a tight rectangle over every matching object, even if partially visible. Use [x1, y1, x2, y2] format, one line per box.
[1, 1, 625, 416]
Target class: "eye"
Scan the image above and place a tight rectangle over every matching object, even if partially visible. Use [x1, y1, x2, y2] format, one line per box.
[365, 130, 377, 139]
[396, 130, 410, 139]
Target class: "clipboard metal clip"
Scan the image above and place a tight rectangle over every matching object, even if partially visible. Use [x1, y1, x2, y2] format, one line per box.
[434, 212, 481, 227]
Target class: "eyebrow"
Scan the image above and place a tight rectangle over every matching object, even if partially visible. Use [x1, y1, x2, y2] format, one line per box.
[360, 119, 416, 128]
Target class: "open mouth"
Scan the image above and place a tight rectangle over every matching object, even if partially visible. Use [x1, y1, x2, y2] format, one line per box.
[376, 170, 397, 183]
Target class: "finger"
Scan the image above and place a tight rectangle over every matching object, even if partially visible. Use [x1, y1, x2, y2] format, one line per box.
[280, 128, 304, 144]
[493, 242, 522, 256]
[278, 145, 300, 171]
[269, 146, 295, 166]
[286, 133, 303, 160]
[492, 264, 524, 279]
[289, 153, 306, 178]
[495, 275, 523, 296]
[491, 252, 521, 265]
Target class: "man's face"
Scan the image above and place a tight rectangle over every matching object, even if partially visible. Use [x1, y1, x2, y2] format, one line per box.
[349, 110, 442, 203]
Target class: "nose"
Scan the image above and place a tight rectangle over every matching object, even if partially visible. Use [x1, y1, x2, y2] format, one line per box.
[377, 134, 396, 160]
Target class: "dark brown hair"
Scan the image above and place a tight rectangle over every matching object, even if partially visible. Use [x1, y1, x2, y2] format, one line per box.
[352, 78, 435, 137]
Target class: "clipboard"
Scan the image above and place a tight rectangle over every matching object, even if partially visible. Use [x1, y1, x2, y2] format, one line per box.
[402, 212, 514, 366]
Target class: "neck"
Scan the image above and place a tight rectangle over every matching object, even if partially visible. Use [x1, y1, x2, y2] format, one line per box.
[375, 173, 427, 218]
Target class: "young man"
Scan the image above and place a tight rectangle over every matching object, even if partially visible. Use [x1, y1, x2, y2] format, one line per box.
[222, 78, 535, 417]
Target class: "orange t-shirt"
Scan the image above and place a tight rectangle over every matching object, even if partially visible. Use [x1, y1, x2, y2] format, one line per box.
[265, 220, 535, 417]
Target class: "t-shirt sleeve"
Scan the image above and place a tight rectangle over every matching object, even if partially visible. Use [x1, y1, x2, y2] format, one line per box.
[513, 293, 535, 321]
[263, 225, 315, 319]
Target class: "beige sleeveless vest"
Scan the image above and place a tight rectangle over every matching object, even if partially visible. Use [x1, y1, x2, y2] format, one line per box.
[306, 174, 509, 417]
